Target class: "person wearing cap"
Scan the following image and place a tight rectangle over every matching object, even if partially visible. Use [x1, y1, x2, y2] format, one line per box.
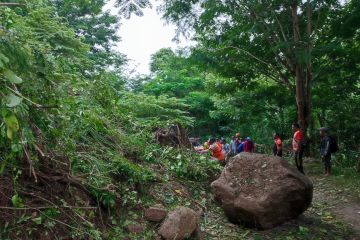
[319, 127, 332, 176]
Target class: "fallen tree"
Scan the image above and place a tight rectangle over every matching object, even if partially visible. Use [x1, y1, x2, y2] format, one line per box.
[155, 124, 192, 148]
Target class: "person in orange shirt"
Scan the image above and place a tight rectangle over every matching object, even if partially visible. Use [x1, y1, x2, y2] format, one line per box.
[292, 123, 305, 174]
[208, 138, 225, 162]
[273, 133, 283, 157]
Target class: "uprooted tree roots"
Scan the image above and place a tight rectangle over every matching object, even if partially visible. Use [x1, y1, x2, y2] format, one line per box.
[155, 124, 192, 148]
[0, 126, 112, 239]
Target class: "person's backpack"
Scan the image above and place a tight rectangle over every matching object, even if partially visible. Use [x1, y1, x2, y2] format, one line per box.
[329, 136, 338, 153]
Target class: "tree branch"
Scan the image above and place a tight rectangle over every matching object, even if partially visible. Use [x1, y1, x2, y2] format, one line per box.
[6, 86, 43, 108]
[227, 46, 270, 66]
[0, 3, 26, 7]
[0, 206, 97, 210]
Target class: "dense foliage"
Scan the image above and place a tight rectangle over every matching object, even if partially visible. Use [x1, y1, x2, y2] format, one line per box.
[0, 1, 219, 238]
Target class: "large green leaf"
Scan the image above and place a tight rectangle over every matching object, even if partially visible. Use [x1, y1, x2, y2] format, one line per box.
[3, 69, 23, 84]
[5, 94, 22, 108]
[0, 53, 9, 69]
[4, 115, 19, 140]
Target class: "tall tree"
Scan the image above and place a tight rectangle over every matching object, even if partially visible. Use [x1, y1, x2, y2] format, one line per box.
[160, 0, 343, 135]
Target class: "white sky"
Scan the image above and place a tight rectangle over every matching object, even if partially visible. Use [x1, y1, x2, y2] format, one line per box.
[105, 0, 193, 75]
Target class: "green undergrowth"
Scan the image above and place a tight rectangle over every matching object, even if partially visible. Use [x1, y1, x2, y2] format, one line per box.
[306, 160, 360, 199]
[0, 5, 219, 237]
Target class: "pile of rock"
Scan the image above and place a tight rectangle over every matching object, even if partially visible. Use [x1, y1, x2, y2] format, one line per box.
[132, 204, 202, 240]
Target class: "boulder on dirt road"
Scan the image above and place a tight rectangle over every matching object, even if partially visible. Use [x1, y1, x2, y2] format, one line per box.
[211, 153, 313, 230]
[145, 204, 167, 222]
[158, 206, 199, 240]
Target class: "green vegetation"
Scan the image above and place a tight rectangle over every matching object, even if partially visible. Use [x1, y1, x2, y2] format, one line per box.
[0, 0, 359, 239]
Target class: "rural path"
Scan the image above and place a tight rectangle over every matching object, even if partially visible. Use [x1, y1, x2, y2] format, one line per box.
[312, 174, 360, 237]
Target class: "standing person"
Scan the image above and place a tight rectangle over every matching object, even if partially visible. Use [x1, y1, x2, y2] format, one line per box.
[230, 136, 238, 156]
[292, 123, 305, 174]
[273, 133, 283, 157]
[221, 139, 230, 155]
[237, 140, 245, 153]
[319, 127, 332, 176]
[235, 132, 241, 149]
[244, 137, 255, 153]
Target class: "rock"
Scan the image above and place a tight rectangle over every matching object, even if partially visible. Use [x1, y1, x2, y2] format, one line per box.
[194, 226, 205, 240]
[126, 223, 144, 234]
[154, 234, 162, 240]
[158, 206, 199, 240]
[145, 204, 167, 222]
[211, 153, 313, 230]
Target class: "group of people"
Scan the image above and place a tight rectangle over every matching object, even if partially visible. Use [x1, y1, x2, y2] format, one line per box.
[273, 123, 336, 176]
[194, 122, 337, 177]
[196, 133, 255, 163]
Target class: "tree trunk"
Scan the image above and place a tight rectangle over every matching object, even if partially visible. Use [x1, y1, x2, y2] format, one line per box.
[357, 146, 360, 173]
[291, 1, 312, 136]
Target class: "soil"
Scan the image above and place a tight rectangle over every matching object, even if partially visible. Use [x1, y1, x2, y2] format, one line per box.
[334, 203, 360, 234]
[198, 164, 360, 240]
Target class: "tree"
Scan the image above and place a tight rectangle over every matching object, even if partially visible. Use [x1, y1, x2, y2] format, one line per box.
[115, 0, 152, 18]
[52, 0, 127, 71]
[144, 48, 223, 136]
[160, 0, 344, 135]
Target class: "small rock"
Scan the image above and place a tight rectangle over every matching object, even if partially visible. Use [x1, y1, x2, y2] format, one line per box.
[194, 226, 204, 240]
[154, 234, 162, 240]
[145, 204, 167, 222]
[126, 224, 144, 234]
[158, 206, 199, 240]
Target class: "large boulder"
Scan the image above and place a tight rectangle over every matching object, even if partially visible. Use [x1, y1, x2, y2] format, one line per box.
[211, 153, 313, 230]
[158, 207, 199, 240]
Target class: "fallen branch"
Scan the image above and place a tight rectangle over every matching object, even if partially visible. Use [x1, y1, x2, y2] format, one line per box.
[0, 206, 97, 210]
[0, 3, 26, 7]
[6, 86, 43, 108]
[37, 172, 89, 195]
[33, 143, 46, 158]
[22, 143, 38, 183]
[31, 105, 60, 109]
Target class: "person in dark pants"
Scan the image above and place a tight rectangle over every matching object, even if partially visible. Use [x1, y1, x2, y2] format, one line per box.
[292, 123, 305, 174]
[319, 127, 332, 176]
[273, 133, 283, 157]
